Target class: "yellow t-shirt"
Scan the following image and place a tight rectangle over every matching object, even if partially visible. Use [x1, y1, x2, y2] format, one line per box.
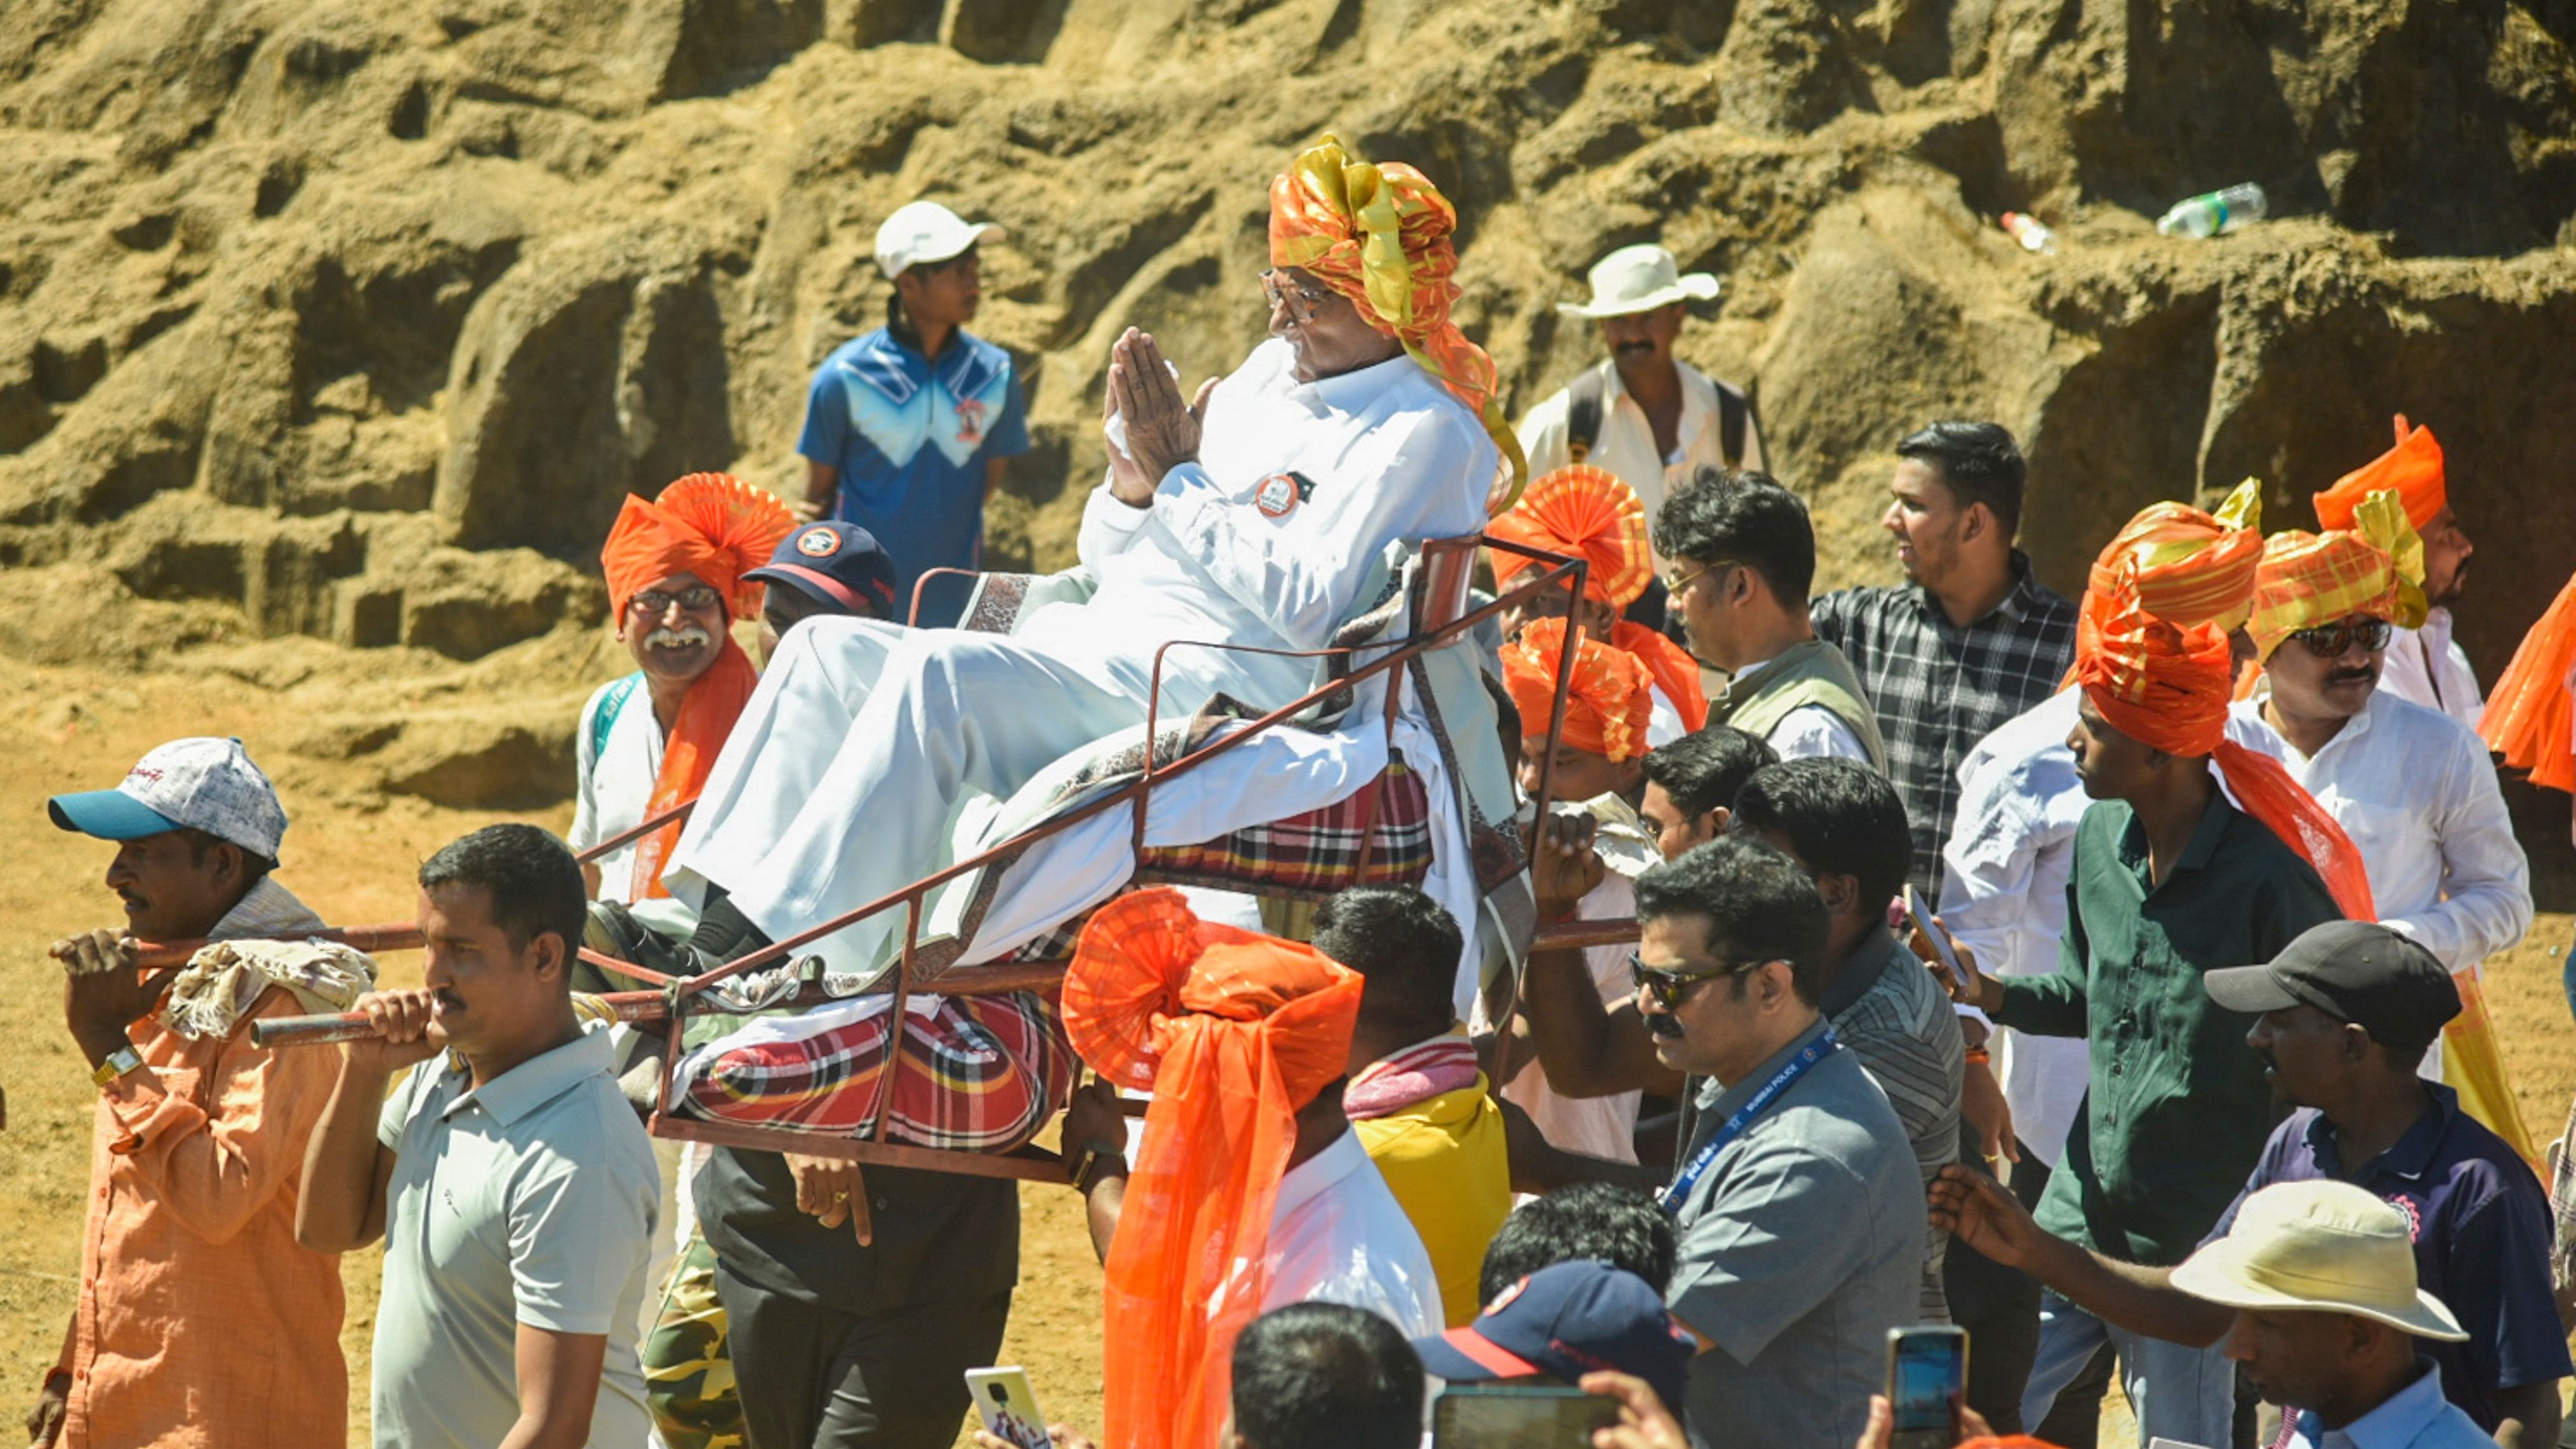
[1353, 1077, 1513, 1326]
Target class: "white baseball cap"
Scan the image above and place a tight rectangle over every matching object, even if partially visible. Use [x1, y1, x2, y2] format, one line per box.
[1558, 243, 1720, 319]
[49, 737, 288, 861]
[2169, 1180, 2467, 1341]
[874, 201, 1004, 281]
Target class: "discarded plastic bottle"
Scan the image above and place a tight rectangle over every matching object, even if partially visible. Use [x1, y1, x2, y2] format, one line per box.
[2000, 212, 2059, 255]
[2156, 183, 2268, 238]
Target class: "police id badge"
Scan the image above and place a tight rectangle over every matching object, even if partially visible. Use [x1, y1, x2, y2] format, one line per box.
[1253, 470, 1317, 520]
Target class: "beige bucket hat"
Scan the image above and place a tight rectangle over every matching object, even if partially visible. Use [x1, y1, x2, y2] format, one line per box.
[2169, 1180, 2466, 1341]
[1558, 244, 1721, 319]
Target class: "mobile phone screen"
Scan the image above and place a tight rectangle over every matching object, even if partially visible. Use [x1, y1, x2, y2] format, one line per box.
[1432, 1384, 1620, 1449]
[1887, 1329, 1967, 1446]
[964, 1368, 1049, 1449]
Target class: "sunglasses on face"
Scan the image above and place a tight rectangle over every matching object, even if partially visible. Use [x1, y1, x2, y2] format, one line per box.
[1628, 951, 1764, 1011]
[2289, 617, 2393, 658]
[1259, 270, 1332, 325]
[630, 584, 723, 617]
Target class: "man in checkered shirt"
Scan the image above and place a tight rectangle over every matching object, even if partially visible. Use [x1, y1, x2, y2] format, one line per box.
[1810, 421, 2078, 901]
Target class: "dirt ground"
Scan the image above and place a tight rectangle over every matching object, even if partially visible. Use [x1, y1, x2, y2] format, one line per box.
[0, 657, 2568, 1445]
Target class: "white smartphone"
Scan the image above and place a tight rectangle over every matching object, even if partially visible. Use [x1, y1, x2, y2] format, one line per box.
[964, 1366, 1050, 1449]
[1902, 884, 1964, 980]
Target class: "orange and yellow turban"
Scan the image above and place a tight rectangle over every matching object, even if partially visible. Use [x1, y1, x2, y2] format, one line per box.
[2315, 414, 2446, 533]
[1502, 617, 1656, 765]
[596, 473, 796, 898]
[1063, 889, 1364, 1449]
[2246, 488, 2428, 661]
[2073, 579, 2374, 921]
[1487, 465, 1653, 607]
[2085, 478, 2265, 633]
[1269, 135, 1528, 511]
[2480, 570, 2576, 795]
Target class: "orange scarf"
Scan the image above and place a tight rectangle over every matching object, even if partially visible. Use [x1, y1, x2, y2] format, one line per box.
[1062, 890, 1363, 1449]
[2481, 569, 2576, 793]
[598, 473, 795, 897]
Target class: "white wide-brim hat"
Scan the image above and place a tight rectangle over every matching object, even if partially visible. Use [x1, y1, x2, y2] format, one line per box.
[2168, 1180, 2467, 1341]
[1558, 243, 1721, 319]
[875, 201, 1004, 281]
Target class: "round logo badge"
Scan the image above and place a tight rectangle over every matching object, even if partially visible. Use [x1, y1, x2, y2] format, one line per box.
[795, 527, 841, 558]
[1254, 473, 1300, 519]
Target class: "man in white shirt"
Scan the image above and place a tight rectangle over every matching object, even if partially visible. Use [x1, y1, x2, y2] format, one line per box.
[1655, 469, 1882, 766]
[664, 139, 1509, 980]
[2230, 504, 2530, 1079]
[2312, 415, 2481, 728]
[1518, 244, 1764, 550]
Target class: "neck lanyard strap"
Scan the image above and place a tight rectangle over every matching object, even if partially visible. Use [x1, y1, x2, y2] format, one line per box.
[1659, 1031, 1840, 1215]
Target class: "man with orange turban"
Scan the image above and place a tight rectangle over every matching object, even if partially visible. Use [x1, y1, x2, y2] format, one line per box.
[580, 472, 795, 909]
[1486, 618, 1668, 1165]
[663, 136, 1500, 983]
[1938, 554, 2356, 1447]
[1057, 889, 1442, 1449]
[2314, 414, 2481, 728]
[1488, 463, 1707, 742]
[2228, 491, 2531, 1126]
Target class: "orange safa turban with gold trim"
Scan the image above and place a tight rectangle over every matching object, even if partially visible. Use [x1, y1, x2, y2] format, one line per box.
[1063, 889, 1364, 1449]
[1487, 465, 1654, 608]
[1269, 135, 1528, 512]
[1502, 617, 1655, 765]
[2085, 478, 2265, 633]
[2314, 414, 2446, 533]
[2246, 488, 2429, 661]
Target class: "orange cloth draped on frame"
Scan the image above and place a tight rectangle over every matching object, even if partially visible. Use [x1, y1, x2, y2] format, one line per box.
[1269, 134, 1529, 512]
[2244, 490, 2428, 662]
[2072, 582, 2377, 922]
[2314, 414, 2447, 532]
[1502, 618, 1656, 765]
[597, 472, 796, 897]
[2481, 569, 2576, 794]
[1062, 889, 1365, 1449]
[1488, 465, 1655, 608]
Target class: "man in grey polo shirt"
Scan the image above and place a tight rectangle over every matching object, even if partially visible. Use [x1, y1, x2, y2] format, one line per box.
[299, 824, 659, 1449]
[1632, 837, 1920, 1449]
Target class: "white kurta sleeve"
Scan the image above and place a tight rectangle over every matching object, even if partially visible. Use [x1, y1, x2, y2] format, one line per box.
[569, 687, 605, 853]
[1076, 477, 1153, 571]
[2384, 723, 2534, 973]
[1936, 767, 2041, 984]
[1146, 406, 1489, 651]
[1766, 704, 1873, 764]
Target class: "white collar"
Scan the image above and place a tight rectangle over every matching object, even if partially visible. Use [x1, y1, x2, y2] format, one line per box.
[1292, 350, 1425, 415]
[1272, 1125, 1371, 1222]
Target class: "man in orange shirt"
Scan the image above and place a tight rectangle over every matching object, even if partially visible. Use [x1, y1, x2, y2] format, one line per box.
[30, 738, 359, 1449]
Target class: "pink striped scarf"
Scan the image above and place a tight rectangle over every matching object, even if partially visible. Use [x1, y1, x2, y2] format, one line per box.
[1344, 1033, 1482, 1120]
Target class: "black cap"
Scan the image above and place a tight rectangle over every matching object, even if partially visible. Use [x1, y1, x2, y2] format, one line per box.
[2202, 921, 2459, 1052]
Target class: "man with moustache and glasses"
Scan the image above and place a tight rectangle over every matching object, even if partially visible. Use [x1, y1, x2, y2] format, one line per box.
[2312, 416, 2482, 729]
[2224, 489, 2531, 1084]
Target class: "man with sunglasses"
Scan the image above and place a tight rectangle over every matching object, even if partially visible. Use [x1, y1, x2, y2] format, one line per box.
[1635, 837, 1921, 1449]
[2226, 498, 2530, 1082]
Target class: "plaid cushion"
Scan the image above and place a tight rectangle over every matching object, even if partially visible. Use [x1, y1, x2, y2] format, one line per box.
[675, 991, 1073, 1152]
[1134, 755, 1433, 896]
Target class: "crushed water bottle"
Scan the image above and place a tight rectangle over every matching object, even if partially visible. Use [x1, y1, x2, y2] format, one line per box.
[2156, 183, 2267, 238]
[2000, 212, 2059, 254]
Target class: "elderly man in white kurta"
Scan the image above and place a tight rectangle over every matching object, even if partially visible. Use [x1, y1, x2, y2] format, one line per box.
[665, 139, 1523, 979]
[2226, 500, 2531, 1079]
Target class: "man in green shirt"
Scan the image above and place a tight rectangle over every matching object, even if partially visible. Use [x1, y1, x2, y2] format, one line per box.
[1938, 684, 2341, 1446]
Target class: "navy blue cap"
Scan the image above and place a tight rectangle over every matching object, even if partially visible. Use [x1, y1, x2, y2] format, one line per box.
[745, 522, 899, 616]
[1412, 1260, 1694, 1415]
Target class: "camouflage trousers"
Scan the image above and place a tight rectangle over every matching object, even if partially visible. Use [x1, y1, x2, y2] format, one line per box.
[645, 1227, 745, 1449]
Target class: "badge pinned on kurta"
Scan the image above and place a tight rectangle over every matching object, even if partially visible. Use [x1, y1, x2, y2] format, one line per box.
[1254, 471, 1316, 520]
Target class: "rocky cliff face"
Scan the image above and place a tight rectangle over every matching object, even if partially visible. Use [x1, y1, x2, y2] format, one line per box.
[4, 0, 2570, 802]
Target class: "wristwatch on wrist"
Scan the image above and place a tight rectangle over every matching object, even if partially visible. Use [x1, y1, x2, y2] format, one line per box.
[92, 1046, 144, 1090]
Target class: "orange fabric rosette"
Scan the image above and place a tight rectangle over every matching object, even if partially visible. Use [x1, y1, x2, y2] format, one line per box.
[1062, 889, 1364, 1449]
[1502, 617, 1656, 765]
[597, 472, 795, 897]
[1487, 465, 1654, 608]
[2481, 569, 2576, 794]
[2314, 414, 2446, 532]
[2073, 581, 2376, 922]
[1269, 135, 1528, 512]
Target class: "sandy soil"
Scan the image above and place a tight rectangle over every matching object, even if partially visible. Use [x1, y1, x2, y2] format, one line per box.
[0, 656, 2565, 1445]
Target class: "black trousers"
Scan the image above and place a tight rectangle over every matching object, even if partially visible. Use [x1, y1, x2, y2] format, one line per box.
[715, 1261, 1013, 1449]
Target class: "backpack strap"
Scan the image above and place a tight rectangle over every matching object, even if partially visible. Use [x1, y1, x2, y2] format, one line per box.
[591, 672, 643, 765]
[1566, 366, 1608, 465]
[1716, 380, 1751, 470]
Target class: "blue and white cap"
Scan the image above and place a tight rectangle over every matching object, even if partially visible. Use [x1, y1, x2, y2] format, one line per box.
[48, 737, 288, 860]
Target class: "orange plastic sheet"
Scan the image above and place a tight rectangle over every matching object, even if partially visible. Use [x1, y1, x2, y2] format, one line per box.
[1061, 889, 1363, 1449]
[2479, 569, 2576, 793]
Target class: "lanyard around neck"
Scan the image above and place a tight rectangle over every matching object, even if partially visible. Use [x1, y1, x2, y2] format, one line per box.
[1659, 1031, 1840, 1215]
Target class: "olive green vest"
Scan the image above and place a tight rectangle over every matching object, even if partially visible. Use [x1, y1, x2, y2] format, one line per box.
[1708, 639, 1887, 769]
